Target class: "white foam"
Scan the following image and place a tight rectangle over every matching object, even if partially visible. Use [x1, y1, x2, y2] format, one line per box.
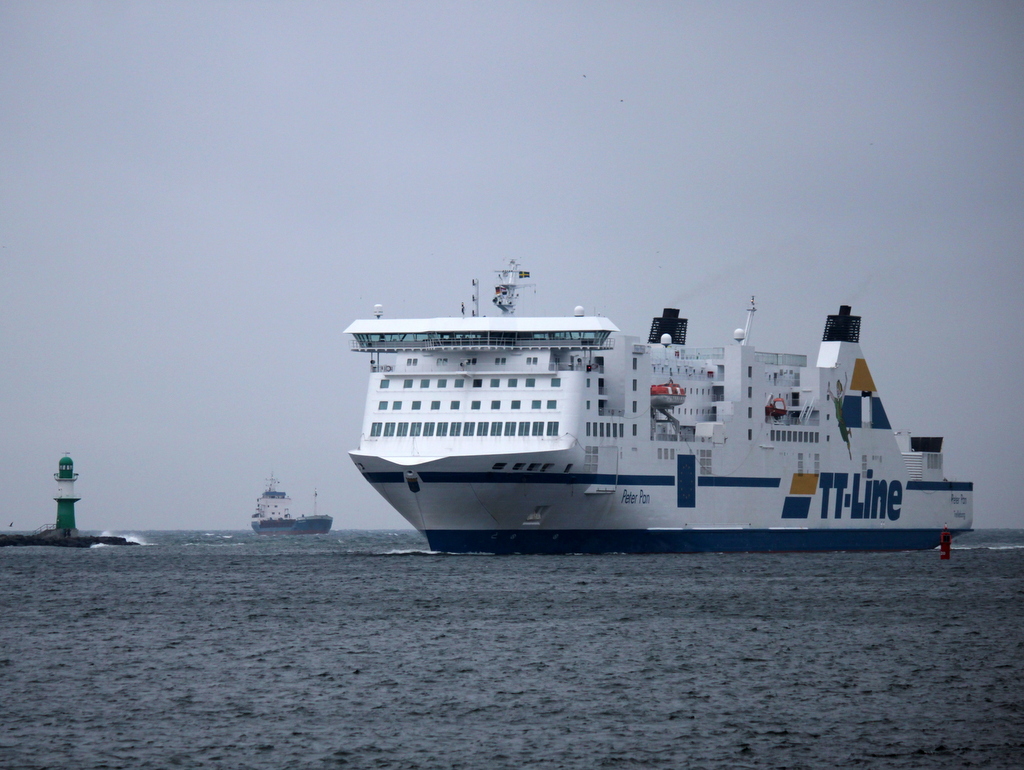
[100, 531, 151, 545]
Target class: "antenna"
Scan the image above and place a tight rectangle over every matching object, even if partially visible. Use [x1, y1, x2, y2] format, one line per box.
[471, 278, 479, 317]
[742, 295, 756, 346]
[492, 260, 533, 315]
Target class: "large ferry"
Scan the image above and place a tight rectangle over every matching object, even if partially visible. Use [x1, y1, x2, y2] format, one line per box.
[344, 262, 972, 553]
[251, 479, 332, 535]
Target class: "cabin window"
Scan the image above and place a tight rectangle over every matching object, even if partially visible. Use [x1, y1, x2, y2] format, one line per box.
[698, 449, 712, 475]
[472, 379, 482, 388]
[547, 400, 557, 409]
[551, 378, 561, 387]
[437, 379, 447, 388]
[410, 423, 422, 437]
[632, 401, 637, 413]
[403, 379, 413, 388]
[370, 423, 382, 437]
[632, 424, 637, 436]
[378, 401, 388, 410]
[586, 423, 591, 436]
[490, 379, 500, 388]
[380, 379, 390, 389]
[450, 401, 460, 410]
[632, 379, 637, 391]
[491, 400, 501, 410]
[513, 463, 525, 470]
[511, 400, 521, 409]
[383, 422, 396, 436]
[471, 401, 481, 410]
[518, 422, 530, 436]
[526, 378, 536, 387]
[411, 401, 421, 410]
[504, 422, 516, 436]
[532, 421, 544, 436]
[396, 422, 409, 437]
[463, 422, 475, 436]
[422, 422, 434, 436]
[508, 378, 518, 387]
[492, 462, 506, 470]
[420, 379, 430, 388]
[532, 400, 541, 409]
[431, 401, 440, 410]
[477, 422, 489, 436]
[450, 422, 461, 436]
[392, 401, 402, 410]
[633, 358, 637, 370]
[454, 379, 465, 388]
[491, 421, 503, 436]
[546, 421, 559, 436]
[437, 422, 448, 437]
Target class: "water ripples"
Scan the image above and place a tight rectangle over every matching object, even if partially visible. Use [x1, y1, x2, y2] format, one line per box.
[1, 529, 1022, 768]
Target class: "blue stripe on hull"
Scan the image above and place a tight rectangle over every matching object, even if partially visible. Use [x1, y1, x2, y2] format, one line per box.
[423, 528, 970, 554]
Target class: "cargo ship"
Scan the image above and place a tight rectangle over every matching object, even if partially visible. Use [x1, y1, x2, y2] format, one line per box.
[343, 262, 972, 553]
[251, 479, 332, 535]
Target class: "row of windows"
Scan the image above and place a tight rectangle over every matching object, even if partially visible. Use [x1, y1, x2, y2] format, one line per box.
[771, 429, 819, 443]
[491, 461, 566, 472]
[586, 422, 624, 438]
[381, 377, 562, 390]
[379, 400, 558, 411]
[370, 421, 560, 438]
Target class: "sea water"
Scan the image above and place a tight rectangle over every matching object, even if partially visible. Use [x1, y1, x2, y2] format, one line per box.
[1, 529, 1022, 769]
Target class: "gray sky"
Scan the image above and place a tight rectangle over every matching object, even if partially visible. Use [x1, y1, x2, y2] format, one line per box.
[2, 1, 1022, 530]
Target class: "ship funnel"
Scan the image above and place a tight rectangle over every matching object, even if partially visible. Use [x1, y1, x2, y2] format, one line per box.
[823, 305, 861, 343]
[648, 308, 687, 345]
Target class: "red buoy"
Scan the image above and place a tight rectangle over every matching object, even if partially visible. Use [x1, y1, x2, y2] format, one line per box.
[939, 526, 952, 560]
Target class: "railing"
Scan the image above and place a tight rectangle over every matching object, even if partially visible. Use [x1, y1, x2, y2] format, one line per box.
[32, 523, 56, 535]
[756, 352, 808, 367]
[598, 408, 624, 417]
[351, 333, 616, 352]
[672, 347, 725, 360]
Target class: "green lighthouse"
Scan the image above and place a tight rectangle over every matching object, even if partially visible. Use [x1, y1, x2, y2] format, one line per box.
[54, 454, 80, 536]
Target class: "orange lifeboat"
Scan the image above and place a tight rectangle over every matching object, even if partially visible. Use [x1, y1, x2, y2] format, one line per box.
[765, 397, 787, 418]
[651, 382, 686, 408]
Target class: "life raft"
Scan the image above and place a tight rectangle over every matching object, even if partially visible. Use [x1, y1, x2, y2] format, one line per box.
[651, 382, 686, 408]
[765, 397, 787, 418]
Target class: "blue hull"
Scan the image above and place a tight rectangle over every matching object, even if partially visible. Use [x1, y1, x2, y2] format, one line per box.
[424, 527, 970, 554]
[252, 518, 332, 535]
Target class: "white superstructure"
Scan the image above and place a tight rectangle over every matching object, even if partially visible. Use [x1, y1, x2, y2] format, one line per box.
[344, 266, 973, 553]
